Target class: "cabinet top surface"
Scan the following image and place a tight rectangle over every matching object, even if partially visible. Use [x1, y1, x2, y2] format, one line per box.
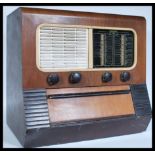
[17, 7, 145, 20]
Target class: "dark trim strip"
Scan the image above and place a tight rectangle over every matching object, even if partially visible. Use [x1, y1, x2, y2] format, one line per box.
[47, 89, 130, 99]
[50, 114, 136, 128]
[130, 84, 152, 116]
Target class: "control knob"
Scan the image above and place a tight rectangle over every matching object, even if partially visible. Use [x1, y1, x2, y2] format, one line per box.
[69, 72, 81, 84]
[120, 72, 130, 82]
[102, 72, 112, 82]
[47, 74, 59, 85]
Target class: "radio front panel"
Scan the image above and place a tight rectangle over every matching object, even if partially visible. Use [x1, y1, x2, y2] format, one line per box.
[22, 10, 145, 89]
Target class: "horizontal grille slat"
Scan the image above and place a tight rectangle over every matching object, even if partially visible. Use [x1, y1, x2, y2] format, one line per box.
[26, 120, 50, 126]
[26, 124, 50, 130]
[24, 89, 46, 93]
[24, 93, 46, 98]
[24, 100, 47, 105]
[25, 113, 49, 118]
[26, 116, 49, 122]
[24, 96, 47, 101]
[38, 25, 88, 69]
[25, 108, 49, 114]
[24, 104, 48, 110]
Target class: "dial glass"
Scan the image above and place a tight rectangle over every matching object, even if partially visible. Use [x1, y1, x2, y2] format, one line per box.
[93, 29, 134, 68]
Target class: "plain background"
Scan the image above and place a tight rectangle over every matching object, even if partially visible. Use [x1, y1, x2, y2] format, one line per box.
[3, 6, 152, 148]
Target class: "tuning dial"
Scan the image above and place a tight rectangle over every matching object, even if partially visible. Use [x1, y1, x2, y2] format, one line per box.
[69, 72, 81, 84]
[102, 72, 112, 82]
[47, 74, 59, 85]
[120, 72, 130, 82]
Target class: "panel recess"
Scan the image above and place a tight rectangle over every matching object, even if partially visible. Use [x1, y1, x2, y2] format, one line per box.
[48, 93, 135, 123]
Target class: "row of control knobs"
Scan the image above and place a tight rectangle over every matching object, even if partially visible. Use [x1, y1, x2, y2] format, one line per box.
[47, 72, 130, 85]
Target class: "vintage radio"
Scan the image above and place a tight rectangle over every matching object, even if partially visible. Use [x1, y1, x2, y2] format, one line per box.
[7, 7, 152, 147]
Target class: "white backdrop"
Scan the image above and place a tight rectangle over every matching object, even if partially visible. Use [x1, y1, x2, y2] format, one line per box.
[3, 6, 152, 148]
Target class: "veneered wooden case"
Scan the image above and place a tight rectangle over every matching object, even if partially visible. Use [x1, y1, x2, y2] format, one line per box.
[22, 8, 145, 89]
[7, 7, 151, 148]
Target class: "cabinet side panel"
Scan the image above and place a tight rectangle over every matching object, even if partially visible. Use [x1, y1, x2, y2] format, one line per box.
[6, 8, 26, 146]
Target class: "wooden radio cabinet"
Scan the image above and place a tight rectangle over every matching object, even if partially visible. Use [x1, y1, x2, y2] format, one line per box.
[7, 7, 151, 147]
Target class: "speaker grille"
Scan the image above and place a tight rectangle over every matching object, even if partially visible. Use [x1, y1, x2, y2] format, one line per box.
[93, 29, 134, 68]
[24, 89, 50, 129]
[38, 26, 88, 69]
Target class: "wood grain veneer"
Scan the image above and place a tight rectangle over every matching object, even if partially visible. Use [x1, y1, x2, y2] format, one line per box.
[47, 93, 135, 123]
[20, 7, 146, 89]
